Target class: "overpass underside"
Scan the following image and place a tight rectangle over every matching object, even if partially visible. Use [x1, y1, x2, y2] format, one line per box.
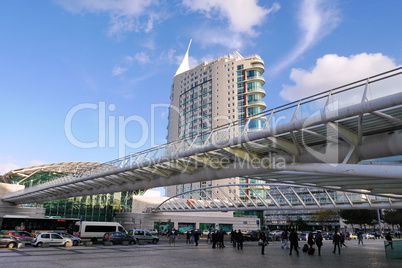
[3, 68, 402, 206]
[152, 184, 402, 212]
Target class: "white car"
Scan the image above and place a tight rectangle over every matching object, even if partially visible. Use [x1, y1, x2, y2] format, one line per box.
[149, 229, 159, 235]
[32, 232, 73, 247]
[362, 233, 375, 239]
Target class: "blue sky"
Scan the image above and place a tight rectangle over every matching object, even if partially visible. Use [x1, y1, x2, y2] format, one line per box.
[1, 0, 402, 175]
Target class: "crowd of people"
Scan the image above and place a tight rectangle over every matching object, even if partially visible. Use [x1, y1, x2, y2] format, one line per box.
[167, 228, 398, 256]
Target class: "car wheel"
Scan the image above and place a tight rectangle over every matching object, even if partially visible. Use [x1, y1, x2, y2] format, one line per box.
[91, 238, 98, 244]
[37, 242, 43, 247]
[73, 240, 79, 246]
[152, 239, 158, 244]
[6, 242, 16, 249]
[129, 240, 135, 245]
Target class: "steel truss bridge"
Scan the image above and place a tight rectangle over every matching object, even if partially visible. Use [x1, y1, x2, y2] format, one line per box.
[3, 68, 402, 209]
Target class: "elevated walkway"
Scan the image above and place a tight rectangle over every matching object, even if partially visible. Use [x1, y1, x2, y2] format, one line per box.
[3, 68, 402, 205]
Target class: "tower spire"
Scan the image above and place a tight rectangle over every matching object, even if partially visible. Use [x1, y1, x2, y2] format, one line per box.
[175, 39, 192, 76]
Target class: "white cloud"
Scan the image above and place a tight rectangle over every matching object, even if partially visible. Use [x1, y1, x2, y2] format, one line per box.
[181, 0, 279, 49]
[182, 0, 279, 34]
[272, 0, 340, 75]
[56, 0, 161, 35]
[134, 52, 150, 64]
[112, 66, 127, 76]
[280, 53, 398, 101]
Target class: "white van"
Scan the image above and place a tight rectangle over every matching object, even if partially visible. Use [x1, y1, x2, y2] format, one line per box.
[73, 221, 126, 243]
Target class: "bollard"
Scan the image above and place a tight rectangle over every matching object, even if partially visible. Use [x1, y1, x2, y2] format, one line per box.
[85, 241, 93, 247]
[17, 243, 25, 249]
[65, 241, 72, 247]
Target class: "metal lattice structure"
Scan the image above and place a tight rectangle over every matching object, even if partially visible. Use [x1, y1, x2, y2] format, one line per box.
[3, 68, 402, 204]
[153, 184, 402, 212]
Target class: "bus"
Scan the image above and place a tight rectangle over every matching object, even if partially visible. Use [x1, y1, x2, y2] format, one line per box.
[0, 215, 79, 235]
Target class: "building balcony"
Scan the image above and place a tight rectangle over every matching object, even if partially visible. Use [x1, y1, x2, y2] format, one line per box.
[245, 100, 266, 109]
[245, 88, 266, 97]
[245, 76, 265, 86]
[250, 63, 265, 73]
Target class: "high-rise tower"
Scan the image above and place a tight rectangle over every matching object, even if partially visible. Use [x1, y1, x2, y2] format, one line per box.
[166, 42, 266, 197]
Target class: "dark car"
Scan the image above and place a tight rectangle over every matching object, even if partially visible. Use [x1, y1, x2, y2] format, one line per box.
[322, 232, 333, 240]
[244, 231, 259, 241]
[103, 232, 136, 245]
[0, 234, 22, 248]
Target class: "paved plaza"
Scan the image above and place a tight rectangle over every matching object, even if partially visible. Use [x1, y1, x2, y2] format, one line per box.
[0, 237, 401, 268]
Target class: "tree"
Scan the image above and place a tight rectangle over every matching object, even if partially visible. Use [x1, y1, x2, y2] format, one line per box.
[383, 209, 402, 230]
[292, 217, 308, 231]
[339, 209, 377, 232]
[312, 210, 339, 230]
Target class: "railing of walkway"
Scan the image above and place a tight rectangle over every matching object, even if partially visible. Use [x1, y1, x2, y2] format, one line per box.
[28, 67, 402, 190]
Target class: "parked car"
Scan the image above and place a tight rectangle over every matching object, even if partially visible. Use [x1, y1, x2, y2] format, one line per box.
[348, 233, 357, 240]
[6, 231, 35, 244]
[54, 232, 81, 246]
[270, 230, 284, 241]
[102, 232, 136, 245]
[32, 232, 73, 247]
[128, 229, 159, 244]
[202, 230, 210, 236]
[299, 233, 309, 241]
[362, 233, 375, 239]
[0, 234, 22, 248]
[244, 231, 259, 241]
[321, 232, 333, 240]
[149, 229, 159, 235]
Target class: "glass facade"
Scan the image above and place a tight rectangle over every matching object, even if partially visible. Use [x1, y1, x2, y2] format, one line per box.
[5, 163, 144, 222]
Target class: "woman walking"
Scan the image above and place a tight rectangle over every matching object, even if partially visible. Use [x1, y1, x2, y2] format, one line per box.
[315, 231, 323, 256]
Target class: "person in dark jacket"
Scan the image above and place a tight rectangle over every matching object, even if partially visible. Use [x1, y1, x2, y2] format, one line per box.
[315, 231, 323, 256]
[259, 231, 268, 255]
[333, 232, 341, 254]
[307, 233, 315, 248]
[194, 230, 200, 246]
[236, 230, 244, 250]
[289, 229, 299, 256]
[211, 231, 217, 248]
[385, 232, 393, 249]
[230, 230, 237, 247]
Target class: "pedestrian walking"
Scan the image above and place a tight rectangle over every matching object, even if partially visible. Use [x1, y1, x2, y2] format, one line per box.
[385, 232, 394, 249]
[194, 230, 200, 246]
[168, 228, 177, 247]
[315, 231, 323, 256]
[230, 230, 237, 248]
[340, 233, 347, 248]
[212, 231, 217, 248]
[307, 232, 315, 248]
[333, 232, 341, 254]
[186, 231, 190, 244]
[289, 229, 299, 256]
[357, 231, 364, 246]
[206, 230, 212, 244]
[218, 229, 225, 248]
[259, 231, 268, 255]
[281, 230, 289, 249]
[190, 229, 195, 244]
[236, 229, 244, 250]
